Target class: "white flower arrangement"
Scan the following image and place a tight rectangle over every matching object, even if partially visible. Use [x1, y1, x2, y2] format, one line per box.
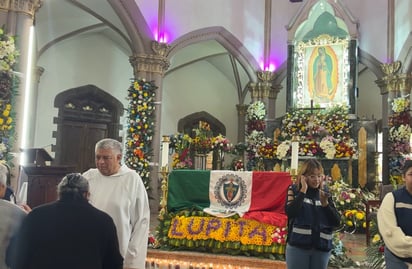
[276, 140, 291, 159]
[320, 136, 336, 159]
[0, 29, 19, 72]
[391, 96, 410, 113]
[389, 124, 411, 142]
[247, 101, 266, 121]
[246, 130, 268, 155]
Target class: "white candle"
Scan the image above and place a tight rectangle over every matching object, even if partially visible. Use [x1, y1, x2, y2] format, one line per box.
[161, 136, 169, 167]
[291, 136, 299, 171]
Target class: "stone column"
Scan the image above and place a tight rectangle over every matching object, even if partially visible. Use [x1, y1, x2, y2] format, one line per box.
[129, 41, 170, 211]
[0, 0, 42, 185]
[236, 104, 248, 143]
[376, 61, 412, 184]
[24, 66, 44, 147]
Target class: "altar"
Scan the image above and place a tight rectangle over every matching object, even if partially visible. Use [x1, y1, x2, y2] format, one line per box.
[156, 169, 292, 260]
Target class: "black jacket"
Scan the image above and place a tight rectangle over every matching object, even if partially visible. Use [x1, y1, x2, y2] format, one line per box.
[9, 199, 123, 269]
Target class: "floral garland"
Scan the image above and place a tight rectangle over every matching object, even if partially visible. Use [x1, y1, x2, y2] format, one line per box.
[0, 28, 19, 166]
[156, 210, 286, 259]
[388, 96, 411, 183]
[125, 79, 157, 189]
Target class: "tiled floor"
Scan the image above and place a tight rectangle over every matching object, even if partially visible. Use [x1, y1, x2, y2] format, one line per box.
[340, 233, 367, 263]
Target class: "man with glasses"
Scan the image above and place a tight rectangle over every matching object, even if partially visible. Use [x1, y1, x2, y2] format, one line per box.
[83, 138, 150, 269]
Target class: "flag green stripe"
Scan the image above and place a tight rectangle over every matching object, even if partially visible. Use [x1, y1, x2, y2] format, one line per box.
[167, 169, 211, 212]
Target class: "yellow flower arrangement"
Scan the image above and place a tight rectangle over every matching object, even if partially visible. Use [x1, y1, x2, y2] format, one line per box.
[157, 210, 287, 259]
[168, 215, 277, 246]
[343, 209, 366, 229]
[0, 29, 19, 165]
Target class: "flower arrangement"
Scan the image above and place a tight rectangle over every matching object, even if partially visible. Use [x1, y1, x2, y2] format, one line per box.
[257, 141, 277, 160]
[168, 130, 234, 170]
[156, 210, 286, 259]
[388, 96, 411, 182]
[278, 105, 357, 159]
[169, 133, 193, 169]
[211, 134, 232, 152]
[247, 101, 266, 121]
[329, 180, 371, 232]
[231, 159, 244, 171]
[191, 121, 213, 154]
[245, 101, 267, 170]
[0, 29, 19, 166]
[0, 28, 19, 72]
[148, 231, 160, 249]
[276, 141, 290, 160]
[342, 209, 366, 230]
[125, 79, 157, 189]
[365, 218, 385, 269]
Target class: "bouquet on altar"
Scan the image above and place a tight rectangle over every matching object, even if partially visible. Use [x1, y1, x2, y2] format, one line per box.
[191, 121, 214, 154]
[277, 104, 357, 159]
[169, 133, 193, 169]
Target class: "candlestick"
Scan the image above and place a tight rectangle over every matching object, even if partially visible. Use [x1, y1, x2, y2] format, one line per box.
[158, 165, 169, 220]
[291, 135, 299, 171]
[161, 135, 170, 167]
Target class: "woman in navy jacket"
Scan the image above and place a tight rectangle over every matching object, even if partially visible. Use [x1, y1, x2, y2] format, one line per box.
[285, 159, 341, 269]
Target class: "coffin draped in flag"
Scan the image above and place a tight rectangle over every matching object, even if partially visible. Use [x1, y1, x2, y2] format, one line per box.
[167, 169, 292, 227]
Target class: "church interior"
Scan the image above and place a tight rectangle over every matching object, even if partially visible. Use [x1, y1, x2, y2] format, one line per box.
[1, 0, 412, 268]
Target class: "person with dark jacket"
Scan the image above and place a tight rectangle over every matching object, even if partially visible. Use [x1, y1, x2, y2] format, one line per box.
[285, 159, 341, 269]
[9, 173, 123, 269]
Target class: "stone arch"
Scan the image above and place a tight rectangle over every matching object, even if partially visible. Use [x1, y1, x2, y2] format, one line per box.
[167, 26, 259, 84]
[108, 0, 154, 54]
[178, 111, 226, 137]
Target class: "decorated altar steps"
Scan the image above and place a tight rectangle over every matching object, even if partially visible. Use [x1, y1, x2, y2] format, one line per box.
[146, 249, 286, 269]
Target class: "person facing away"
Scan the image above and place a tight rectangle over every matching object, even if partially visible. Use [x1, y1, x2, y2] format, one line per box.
[377, 160, 412, 269]
[0, 163, 27, 269]
[82, 138, 150, 269]
[9, 173, 123, 269]
[285, 159, 341, 269]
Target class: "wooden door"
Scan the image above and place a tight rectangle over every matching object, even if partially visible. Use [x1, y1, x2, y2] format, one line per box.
[59, 121, 107, 173]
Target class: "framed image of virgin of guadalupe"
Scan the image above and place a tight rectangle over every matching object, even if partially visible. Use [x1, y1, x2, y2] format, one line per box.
[288, 34, 355, 111]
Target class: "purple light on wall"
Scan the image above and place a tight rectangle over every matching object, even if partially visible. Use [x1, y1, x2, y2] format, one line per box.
[153, 29, 170, 43]
[259, 61, 276, 72]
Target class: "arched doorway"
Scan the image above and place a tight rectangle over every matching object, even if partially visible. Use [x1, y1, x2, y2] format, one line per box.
[53, 85, 124, 173]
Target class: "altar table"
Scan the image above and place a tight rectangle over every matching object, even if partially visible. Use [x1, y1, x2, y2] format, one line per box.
[158, 170, 292, 258]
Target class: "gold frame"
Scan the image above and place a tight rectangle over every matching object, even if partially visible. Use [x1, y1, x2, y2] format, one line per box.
[293, 34, 350, 108]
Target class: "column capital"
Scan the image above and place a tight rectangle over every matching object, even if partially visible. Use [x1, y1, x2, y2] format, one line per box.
[129, 53, 170, 76]
[236, 104, 249, 116]
[376, 61, 412, 97]
[0, 0, 43, 19]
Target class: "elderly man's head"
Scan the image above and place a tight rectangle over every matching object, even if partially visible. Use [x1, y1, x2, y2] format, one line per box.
[94, 138, 122, 176]
[57, 173, 90, 201]
[0, 163, 9, 199]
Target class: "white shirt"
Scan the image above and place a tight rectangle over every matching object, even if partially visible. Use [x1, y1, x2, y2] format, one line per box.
[83, 164, 150, 269]
[377, 192, 412, 258]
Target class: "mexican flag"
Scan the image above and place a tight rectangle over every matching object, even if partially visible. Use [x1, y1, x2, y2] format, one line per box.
[167, 170, 292, 227]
